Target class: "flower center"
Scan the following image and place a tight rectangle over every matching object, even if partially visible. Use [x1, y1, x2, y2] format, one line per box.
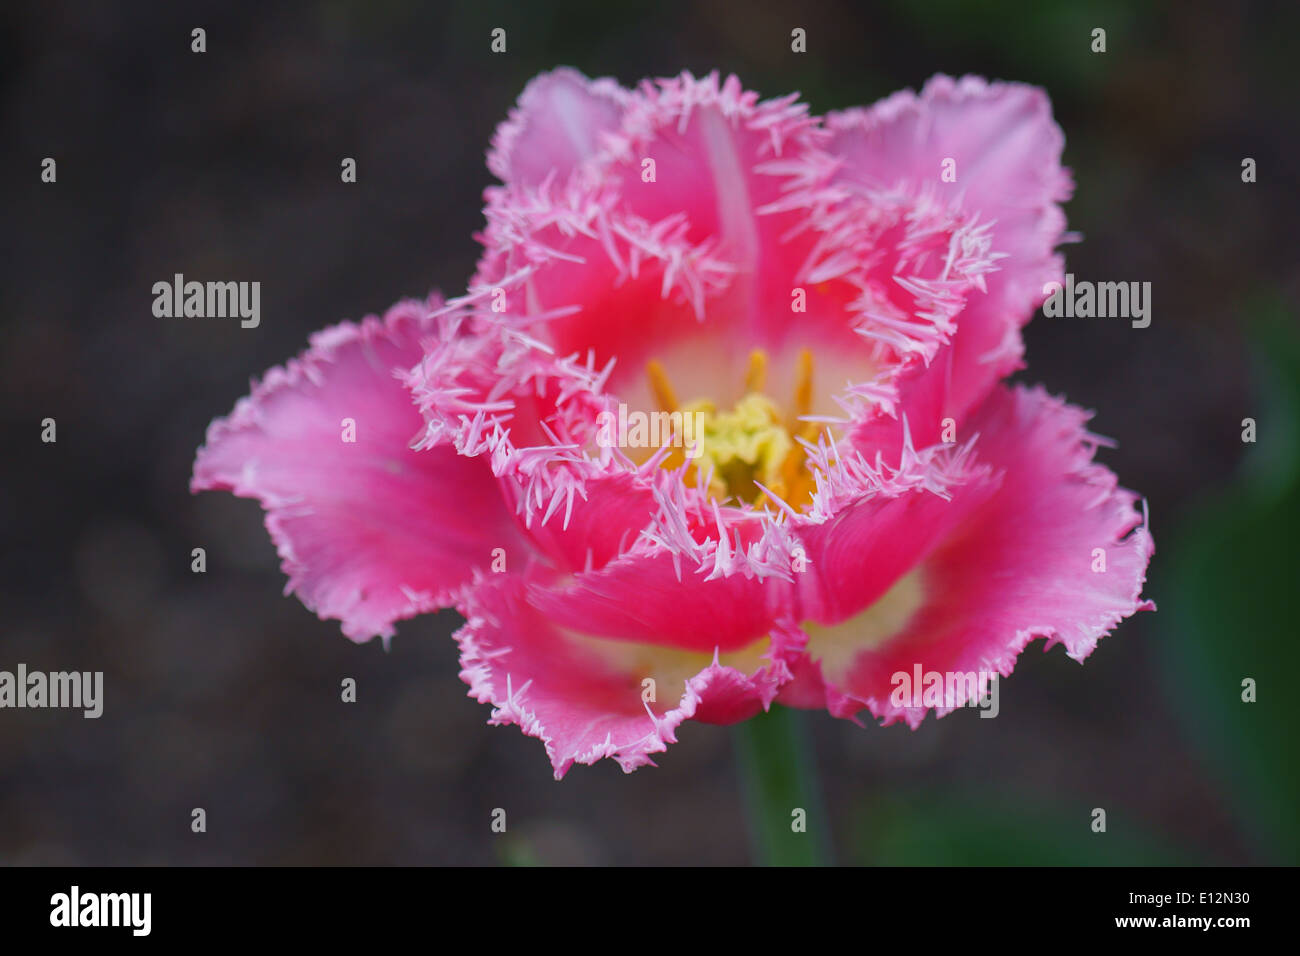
[647, 348, 821, 508]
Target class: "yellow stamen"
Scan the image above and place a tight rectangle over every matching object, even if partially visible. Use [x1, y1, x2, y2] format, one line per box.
[643, 348, 831, 510]
[793, 348, 814, 420]
[744, 349, 767, 393]
[646, 359, 679, 414]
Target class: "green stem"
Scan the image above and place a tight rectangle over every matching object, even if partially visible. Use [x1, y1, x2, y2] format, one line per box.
[733, 704, 831, 866]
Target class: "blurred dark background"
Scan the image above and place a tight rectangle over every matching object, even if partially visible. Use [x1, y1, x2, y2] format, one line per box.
[2, 0, 1297, 865]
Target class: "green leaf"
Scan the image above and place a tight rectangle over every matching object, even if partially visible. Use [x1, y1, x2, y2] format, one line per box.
[1155, 297, 1300, 863]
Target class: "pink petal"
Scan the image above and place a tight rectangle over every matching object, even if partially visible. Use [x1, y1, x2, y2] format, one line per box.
[501, 470, 648, 573]
[403, 294, 670, 576]
[602, 72, 819, 257]
[793, 431, 1000, 625]
[192, 298, 524, 641]
[456, 570, 795, 778]
[473, 71, 895, 439]
[784, 384, 1153, 724]
[594, 71, 878, 359]
[528, 544, 793, 653]
[471, 175, 736, 394]
[833, 75, 1074, 448]
[488, 68, 631, 188]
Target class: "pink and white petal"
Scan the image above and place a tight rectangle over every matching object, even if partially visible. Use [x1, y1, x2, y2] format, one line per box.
[833, 75, 1073, 447]
[597, 71, 884, 359]
[470, 178, 737, 398]
[503, 468, 660, 575]
[488, 68, 632, 188]
[456, 571, 794, 779]
[192, 298, 526, 641]
[786, 384, 1153, 724]
[601, 72, 819, 254]
[403, 301, 674, 578]
[528, 542, 795, 654]
[828, 76, 1070, 255]
[793, 436, 1001, 625]
[775, 186, 999, 436]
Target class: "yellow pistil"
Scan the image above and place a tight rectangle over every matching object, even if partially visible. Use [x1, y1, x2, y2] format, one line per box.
[683, 393, 792, 503]
[644, 348, 826, 509]
[744, 349, 767, 393]
[793, 348, 813, 422]
[646, 359, 679, 414]
[775, 347, 822, 505]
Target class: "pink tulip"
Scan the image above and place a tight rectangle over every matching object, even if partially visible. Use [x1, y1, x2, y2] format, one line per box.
[193, 70, 1153, 779]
